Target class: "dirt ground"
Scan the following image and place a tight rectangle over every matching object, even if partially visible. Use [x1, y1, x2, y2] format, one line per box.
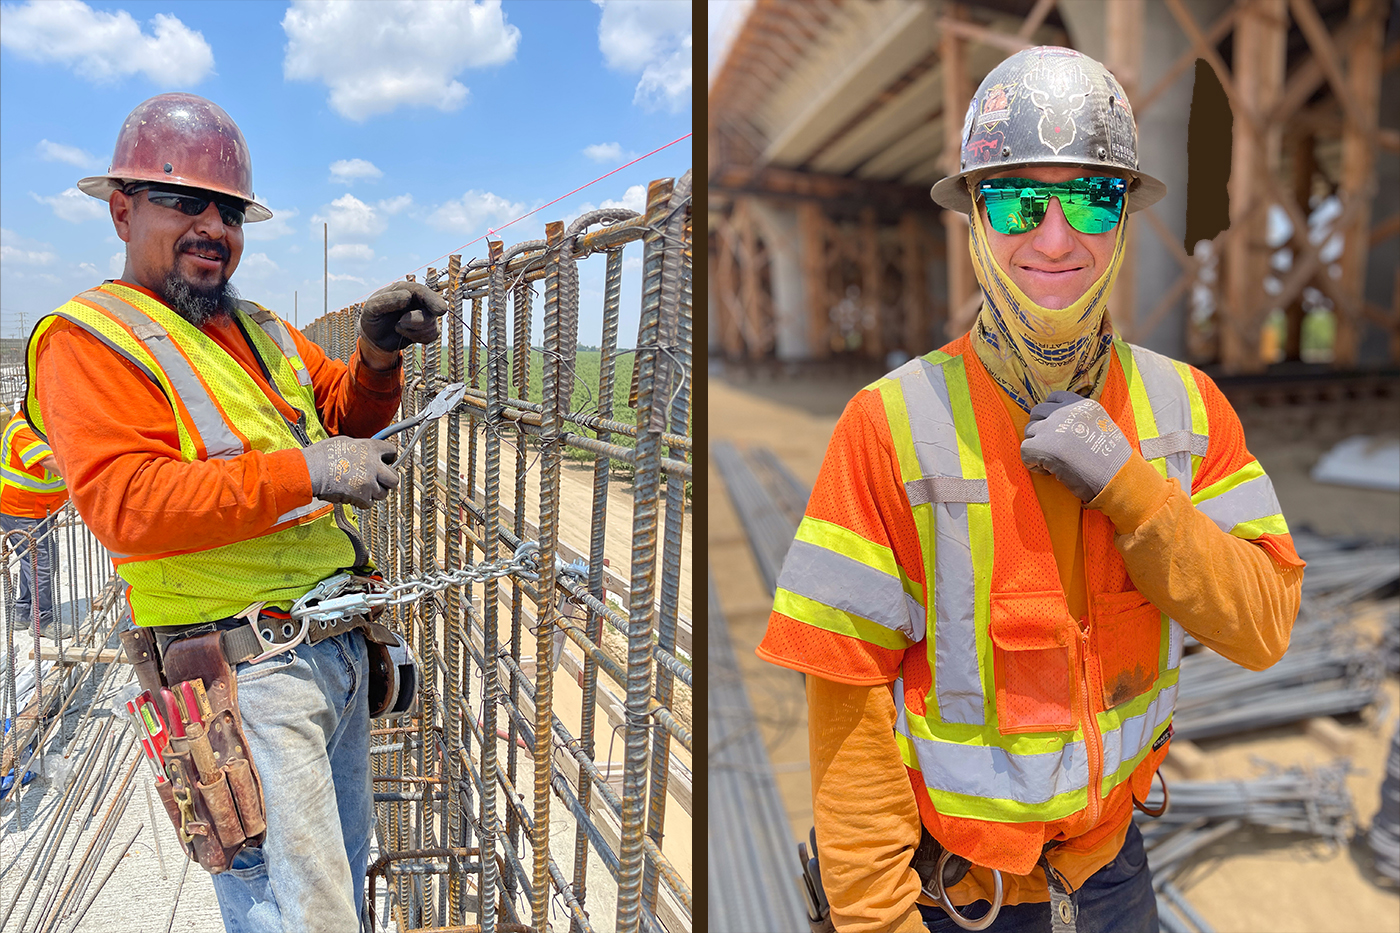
[709, 364, 1400, 933]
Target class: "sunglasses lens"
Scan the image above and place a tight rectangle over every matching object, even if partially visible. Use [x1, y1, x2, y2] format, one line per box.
[145, 190, 245, 227]
[978, 178, 1126, 235]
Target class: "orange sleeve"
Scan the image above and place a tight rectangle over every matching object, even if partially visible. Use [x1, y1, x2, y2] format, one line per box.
[1090, 412, 1303, 671]
[296, 330, 403, 438]
[38, 321, 311, 558]
[808, 676, 926, 933]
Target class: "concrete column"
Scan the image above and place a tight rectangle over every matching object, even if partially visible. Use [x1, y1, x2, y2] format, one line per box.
[747, 198, 811, 362]
[1059, 0, 1234, 361]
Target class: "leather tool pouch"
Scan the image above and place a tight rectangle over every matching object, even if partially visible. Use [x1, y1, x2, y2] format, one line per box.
[152, 631, 268, 874]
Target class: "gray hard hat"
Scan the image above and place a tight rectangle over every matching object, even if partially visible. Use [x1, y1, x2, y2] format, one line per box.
[930, 46, 1166, 215]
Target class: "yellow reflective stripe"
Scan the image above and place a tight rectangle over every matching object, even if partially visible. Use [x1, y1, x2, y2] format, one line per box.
[772, 587, 912, 651]
[795, 516, 925, 606]
[875, 382, 922, 498]
[17, 439, 51, 467]
[1191, 460, 1266, 506]
[1171, 359, 1208, 484]
[1115, 341, 1166, 479]
[0, 464, 65, 492]
[1229, 514, 1289, 538]
[896, 733, 1091, 822]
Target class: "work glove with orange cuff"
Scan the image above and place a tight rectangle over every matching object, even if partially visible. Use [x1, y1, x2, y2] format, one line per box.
[303, 436, 399, 509]
[1020, 391, 1133, 502]
[358, 281, 449, 352]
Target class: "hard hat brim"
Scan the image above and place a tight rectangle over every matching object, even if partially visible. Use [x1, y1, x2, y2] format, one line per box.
[931, 164, 1167, 215]
[77, 174, 274, 223]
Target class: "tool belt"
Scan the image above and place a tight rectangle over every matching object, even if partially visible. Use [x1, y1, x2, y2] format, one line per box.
[119, 603, 400, 874]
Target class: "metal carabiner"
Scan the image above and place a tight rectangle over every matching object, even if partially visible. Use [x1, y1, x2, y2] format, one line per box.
[923, 850, 1004, 932]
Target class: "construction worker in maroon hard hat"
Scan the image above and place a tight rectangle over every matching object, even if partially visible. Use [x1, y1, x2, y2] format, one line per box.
[24, 93, 446, 931]
[759, 47, 1305, 933]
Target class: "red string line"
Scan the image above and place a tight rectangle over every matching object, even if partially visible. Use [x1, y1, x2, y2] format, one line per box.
[346, 132, 693, 307]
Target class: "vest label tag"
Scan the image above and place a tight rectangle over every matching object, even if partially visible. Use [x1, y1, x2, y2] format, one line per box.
[1152, 723, 1173, 752]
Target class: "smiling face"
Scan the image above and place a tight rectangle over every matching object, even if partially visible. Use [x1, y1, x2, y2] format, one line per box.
[979, 165, 1119, 310]
[111, 185, 244, 324]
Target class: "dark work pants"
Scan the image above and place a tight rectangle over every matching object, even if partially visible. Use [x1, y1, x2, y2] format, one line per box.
[2, 513, 59, 630]
[919, 821, 1159, 933]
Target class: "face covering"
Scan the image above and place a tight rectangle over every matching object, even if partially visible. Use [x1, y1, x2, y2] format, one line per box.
[966, 192, 1128, 413]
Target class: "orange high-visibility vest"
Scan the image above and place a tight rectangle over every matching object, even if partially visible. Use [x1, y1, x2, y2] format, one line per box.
[760, 334, 1297, 876]
[0, 411, 68, 519]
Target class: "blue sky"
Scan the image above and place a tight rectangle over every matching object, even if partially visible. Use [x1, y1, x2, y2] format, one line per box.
[0, 0, 693, 348]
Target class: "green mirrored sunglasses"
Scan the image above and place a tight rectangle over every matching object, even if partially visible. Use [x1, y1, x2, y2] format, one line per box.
[976, 177, 1127, 235]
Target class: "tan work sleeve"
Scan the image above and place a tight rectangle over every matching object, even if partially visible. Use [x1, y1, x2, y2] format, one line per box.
[808, 676, 927, 933]
[1090, 454, 1304, 670]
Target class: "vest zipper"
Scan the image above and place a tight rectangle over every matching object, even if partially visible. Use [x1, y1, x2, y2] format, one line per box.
[1079, 508, 1103, 830]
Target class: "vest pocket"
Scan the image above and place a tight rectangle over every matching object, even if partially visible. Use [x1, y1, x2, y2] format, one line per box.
[989, 592, 1075, 734]
[1094, 590, 1163, 710]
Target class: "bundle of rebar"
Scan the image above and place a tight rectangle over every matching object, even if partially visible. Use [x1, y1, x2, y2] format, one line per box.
[1139, 762, 1355, 843]
[1291, 531, 1400, 607]
[1368, 725, 1400, 883]
[1171, 605, 1383, 741]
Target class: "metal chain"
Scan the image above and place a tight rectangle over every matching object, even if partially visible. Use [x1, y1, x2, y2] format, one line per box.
[291, 541, 543, 625]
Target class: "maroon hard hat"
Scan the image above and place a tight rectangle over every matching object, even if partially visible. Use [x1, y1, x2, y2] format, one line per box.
[78, 93, 272, 222]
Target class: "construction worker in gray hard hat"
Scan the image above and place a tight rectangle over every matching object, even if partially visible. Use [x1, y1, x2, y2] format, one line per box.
[24, 92, 445, 931]
[760, 46, 1305, 933]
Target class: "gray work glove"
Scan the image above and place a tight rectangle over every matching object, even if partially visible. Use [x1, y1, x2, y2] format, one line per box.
[1020, 391, 1132, 502]
[302, 436, 400, 509]
[358, 281, 449, 352]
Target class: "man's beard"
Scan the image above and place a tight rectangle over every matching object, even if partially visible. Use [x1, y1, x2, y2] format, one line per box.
[157, 239, 239, 326]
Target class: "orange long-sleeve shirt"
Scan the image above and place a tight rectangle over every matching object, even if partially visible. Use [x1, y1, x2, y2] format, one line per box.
[797, 382, 1304, 933]
[32, 281, 402, 560]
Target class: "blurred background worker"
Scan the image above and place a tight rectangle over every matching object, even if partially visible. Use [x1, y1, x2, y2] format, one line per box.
[0, 408, 68, 633]
[22, 93, 444, 932]
[758, 47, 1306, 933]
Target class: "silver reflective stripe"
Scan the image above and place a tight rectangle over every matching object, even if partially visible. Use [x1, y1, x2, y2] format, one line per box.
[1139, 430, 1209, 462]
[897, 692, 1089, 803]
[777, 539, 925, 643]
[1195, 474, 1284, 533]
[80, 291, 246, 459]
[1129, 346, 1200, 489]
[905, 476, 989, 505]
[900, 359, 984, 725]
[274, 498, 331, 526]
[1099, 682, 1176, 781]
[0, 464, 64, 492]
[1167, 619, 1184, 670]
[241, 301, 312, 386]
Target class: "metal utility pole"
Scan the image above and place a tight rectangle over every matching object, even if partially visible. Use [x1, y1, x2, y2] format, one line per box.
[324, 223, 328, 318]
[294, 291, 298, 329]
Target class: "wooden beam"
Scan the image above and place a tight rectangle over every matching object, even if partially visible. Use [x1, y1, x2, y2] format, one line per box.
[1136, 7, 1237, 117]
[1106, 0, 1144, 339]
[1334, 0, 1387, 366]
[30, 644, 124, 665]
[900, 213, 928, 354]
[942, 5, 978, 340]
[939, 17, 1036, 56]
[1017, 0, 1059, 40]
[1288, 0, 1370, 132]
[799, 202, 832, 359]
[860, 208, 883, 359]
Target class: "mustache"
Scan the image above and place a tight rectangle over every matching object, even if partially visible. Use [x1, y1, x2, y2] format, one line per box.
[176, 236, 230, 262]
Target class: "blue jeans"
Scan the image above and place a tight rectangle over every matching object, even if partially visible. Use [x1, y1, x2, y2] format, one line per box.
[210, 630, 374, 933]
[2, 513, 58, 630]
[919, 822, 1159, 933]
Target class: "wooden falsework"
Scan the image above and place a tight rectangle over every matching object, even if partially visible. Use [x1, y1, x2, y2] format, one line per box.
[1105, 0, 1144, 340]
[942, 3, 977, 340]
[800, 201, 831, 359]
[901, 213, 927, 354]
[860, 208, 883, 359]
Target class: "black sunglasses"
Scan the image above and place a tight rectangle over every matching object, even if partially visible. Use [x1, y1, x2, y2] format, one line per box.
[124, 183, 246, 228]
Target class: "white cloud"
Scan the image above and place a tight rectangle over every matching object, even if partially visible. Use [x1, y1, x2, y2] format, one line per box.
[0, 228, 58, 265]
[602, 184, 647, 213]
[31, 187, 109, 223]
[311, 194, 385, 241]
[377, 194, 413, 215]
[78, 261, 99, 276]
[583, 142, 624, 163]
[0, 1, 214, 86]
[325, 273, 367, 285]
[109, 251, 125, 276]
[243, 205, 299, 241]
[282, 0, 520, 121]
[236, 252, 281, 277]
[427, 190, 525, 234]
[36, 139, 98, 168]
[329, 158, 383, 184]
[328, 243, 375, 263]
[594, 0, 691, 112]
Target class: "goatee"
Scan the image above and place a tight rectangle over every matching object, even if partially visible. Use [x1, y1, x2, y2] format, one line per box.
[160, 270, 240, 326]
